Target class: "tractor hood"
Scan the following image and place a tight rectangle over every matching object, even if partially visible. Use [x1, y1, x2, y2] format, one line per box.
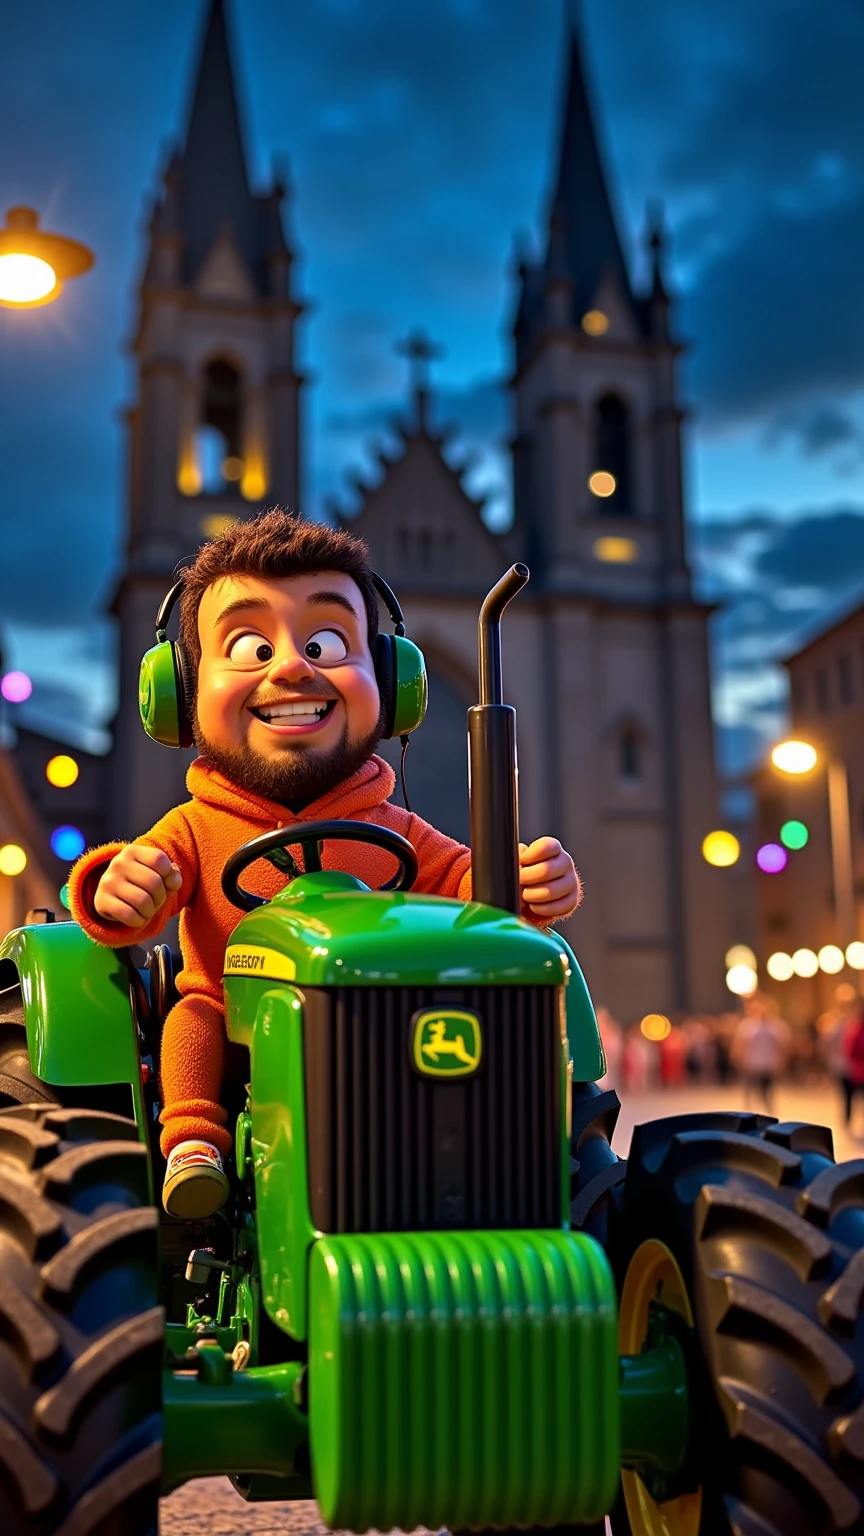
[223, 871, 567, 989]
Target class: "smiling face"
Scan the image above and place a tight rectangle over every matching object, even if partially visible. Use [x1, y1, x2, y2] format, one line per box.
[193, 570, 383, 803]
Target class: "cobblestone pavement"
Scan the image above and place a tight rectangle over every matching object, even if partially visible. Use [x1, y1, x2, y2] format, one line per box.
[159, 1081, 854, 1533]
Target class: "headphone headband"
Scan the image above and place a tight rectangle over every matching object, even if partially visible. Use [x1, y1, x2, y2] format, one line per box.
[155, 577, 186, 641]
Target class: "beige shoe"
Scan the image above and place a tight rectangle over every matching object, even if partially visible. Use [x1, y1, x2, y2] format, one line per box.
[163, 1139, 229, 1219]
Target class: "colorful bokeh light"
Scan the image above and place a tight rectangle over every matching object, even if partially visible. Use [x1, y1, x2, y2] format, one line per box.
[780, 820, 809, 850]
[50, 826, 86, 862]
[640, 1013, 671, 1041]
[0, 843, 27, 876]
[45, 754, 79, 788]
[588, 470, 616, 498]
[581, 309, 609, 336]
[726, 944, 757, 970]
[818, 944, 845, 975]
[702, 830, 741, 867]
[846, 942, 864, 971]
[1, 670, 33, 703]
[726, 963, 758, 997]
[792, 948, 818, 978]
[756, 843, 787, 874]
[767, 952, 794, 982]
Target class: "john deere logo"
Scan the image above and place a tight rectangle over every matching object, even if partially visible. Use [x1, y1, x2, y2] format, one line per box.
[412, 1009, 482, 1078]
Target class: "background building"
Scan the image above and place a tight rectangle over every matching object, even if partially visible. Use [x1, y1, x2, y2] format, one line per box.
[755, 597, 864, 1022]
[8, 0, 729, 1018]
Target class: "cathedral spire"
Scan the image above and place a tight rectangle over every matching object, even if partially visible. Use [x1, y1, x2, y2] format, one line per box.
[546, 11, 636, 321]
[173, 0, 281, 291]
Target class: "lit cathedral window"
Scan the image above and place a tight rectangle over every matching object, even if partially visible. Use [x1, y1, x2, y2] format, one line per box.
[194, 359, 244, 493]
[593, 394, 631, 514]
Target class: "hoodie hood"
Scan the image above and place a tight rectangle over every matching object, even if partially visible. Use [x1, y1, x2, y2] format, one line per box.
[185, 753, 397, 826]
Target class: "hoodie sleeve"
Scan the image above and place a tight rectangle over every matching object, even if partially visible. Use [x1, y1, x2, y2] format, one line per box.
[68, 806, 200, 948]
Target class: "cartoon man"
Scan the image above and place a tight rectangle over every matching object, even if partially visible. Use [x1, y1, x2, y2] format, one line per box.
[69, 512, 581, 1219]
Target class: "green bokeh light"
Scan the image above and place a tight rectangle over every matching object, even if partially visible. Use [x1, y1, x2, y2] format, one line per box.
[59, 882, 71, 910]
[780, 819, 809, 850]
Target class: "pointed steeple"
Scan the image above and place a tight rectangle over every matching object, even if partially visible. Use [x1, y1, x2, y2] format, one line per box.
[171, 0, 289, 293]
[545, 14, 639, 327]
[644, 199, 672, 340]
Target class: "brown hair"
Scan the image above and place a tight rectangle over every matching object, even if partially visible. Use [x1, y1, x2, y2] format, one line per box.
[178, 509, 379, 677]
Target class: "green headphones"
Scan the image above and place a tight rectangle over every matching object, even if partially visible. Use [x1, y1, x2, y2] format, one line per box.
[138, 570, 428, 750]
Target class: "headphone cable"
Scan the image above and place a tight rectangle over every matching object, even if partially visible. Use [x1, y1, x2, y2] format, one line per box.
[399, 733, 412, 813]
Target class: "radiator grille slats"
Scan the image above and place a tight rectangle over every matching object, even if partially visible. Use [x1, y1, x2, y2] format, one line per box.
[303, 986, 561, 1232]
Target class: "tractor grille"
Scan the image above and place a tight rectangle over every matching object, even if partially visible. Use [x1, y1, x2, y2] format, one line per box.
[303, 985, 562, 1232]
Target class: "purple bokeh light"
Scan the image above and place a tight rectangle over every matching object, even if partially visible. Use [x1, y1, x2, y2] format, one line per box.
[0, 671, 33, 703]
[756, 842, 787, 874]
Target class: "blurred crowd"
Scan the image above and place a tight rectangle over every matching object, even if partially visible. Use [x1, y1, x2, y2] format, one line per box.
[596, 982, 864, 1124]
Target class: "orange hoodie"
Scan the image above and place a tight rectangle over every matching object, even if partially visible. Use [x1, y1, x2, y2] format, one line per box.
[68, 754, 570, 1156]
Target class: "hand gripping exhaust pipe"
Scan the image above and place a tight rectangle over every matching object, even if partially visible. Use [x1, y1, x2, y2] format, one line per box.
[468, 563, 530, 913]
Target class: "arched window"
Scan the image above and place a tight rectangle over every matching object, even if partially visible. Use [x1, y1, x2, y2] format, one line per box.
[194, 360, 243, 494]
[594, 394, 631, 514]
[619, 727, 641, 782]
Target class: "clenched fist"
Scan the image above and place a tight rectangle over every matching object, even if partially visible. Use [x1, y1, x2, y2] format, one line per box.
[94, 844, 182, 929]
[519, 837, 581, 919]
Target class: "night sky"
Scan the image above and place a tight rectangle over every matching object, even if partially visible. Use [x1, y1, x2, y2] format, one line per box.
[1, 0, 863, 776]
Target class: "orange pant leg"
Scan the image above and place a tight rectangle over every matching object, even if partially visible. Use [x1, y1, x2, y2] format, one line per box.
[158, 996, 233, 1158]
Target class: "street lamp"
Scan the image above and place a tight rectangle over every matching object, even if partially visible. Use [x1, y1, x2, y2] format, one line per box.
[0, 206, 94, 309]
[771, 737, 858, 961]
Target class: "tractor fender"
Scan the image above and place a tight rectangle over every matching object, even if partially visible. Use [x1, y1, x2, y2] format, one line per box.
[0, 922, 142, 1093]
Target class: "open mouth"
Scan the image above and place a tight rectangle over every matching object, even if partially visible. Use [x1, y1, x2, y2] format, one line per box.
[250, 699, 336, 728]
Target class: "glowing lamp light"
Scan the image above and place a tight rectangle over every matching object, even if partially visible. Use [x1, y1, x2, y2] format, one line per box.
[240, 455, 268, 502]
[726, 963, 758, 997]
[0, 253, 56, 305]
[771, 740, 818, 775]
[0, 844, 27, 877]
[702, 830, 741, 868]
[222, 455, 244, 482]
[588, 470, 617, 498]
[767, 951, 794, 982]
[846, 942, 864, 971]
[756, 843, 787, 874]
[593, 536, 638, 564]
[818, 944, 845, 975]
[50, 825, 86, 862]
[780, 819, 809, 850]
[45, 754, 79, 789]
[726, 944, 757, 970]
[640, 1013, 671, 1041]
[581, 309, 609, 336]
[792, 948, 818, 978]
[59, 882, 71, 911]
[1, 670, 33, 704]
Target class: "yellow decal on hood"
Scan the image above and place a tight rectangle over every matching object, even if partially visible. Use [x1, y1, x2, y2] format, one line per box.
[224, 946, 296, 981]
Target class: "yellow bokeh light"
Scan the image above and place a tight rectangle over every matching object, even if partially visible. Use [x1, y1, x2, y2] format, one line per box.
[46, 754, 79, 789]
[702, 830, 741, 868]
[846, 942, 864, 971]
[593, 536, 638, 564]
[222, 455, 244, 482]
[640, 1013, 671, 1041]
[818, 944, 845, 975]
[581, 309, 609, 336]
[588, 470, 617, 498]
[726, 963, 758, 997]
[0, 252, 57, 305]
[767, 951, 794, 982]
[201, 513, 240, 540]
[177, 441, 202, 497]
[726, 944, 756, 970]
[792, 947, 818, 978]
[0, 843, 27, 877]
[771, 739, 818, 775]
[241, 447, 268, 502]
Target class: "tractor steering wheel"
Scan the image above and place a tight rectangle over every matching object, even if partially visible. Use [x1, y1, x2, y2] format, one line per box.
[221, 818, 419, 912]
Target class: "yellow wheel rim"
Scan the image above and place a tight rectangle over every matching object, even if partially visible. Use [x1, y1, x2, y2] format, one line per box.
[619, 1238, 702, 1536]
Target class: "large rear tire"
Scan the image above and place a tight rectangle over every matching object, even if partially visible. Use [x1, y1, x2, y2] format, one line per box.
[0, 1104, 162, 1534]
[612, 1111, 864, 1536]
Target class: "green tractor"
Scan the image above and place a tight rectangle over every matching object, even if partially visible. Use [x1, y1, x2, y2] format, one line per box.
[1, 566, 864, 1536]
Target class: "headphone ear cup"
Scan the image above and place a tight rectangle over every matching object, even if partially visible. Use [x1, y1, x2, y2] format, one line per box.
[389, 636, 428, 738]
[374, 633, 397, 739]
[172, 641, 195, 750]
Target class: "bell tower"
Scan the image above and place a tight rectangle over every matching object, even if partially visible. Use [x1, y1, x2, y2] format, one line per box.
[110, 0, 305, 835]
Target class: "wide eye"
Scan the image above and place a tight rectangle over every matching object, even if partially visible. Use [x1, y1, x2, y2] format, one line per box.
[305, 629, 348, 664]
[228, 632, 274, 666]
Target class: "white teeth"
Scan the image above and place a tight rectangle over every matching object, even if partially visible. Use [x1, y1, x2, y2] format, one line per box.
[257, 702, 329, 722]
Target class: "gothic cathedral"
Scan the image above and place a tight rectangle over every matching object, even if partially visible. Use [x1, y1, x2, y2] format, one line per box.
[108, 0, 726, 1017]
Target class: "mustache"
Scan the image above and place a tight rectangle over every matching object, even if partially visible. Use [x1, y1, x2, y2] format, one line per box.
[248, 680, 340, 709]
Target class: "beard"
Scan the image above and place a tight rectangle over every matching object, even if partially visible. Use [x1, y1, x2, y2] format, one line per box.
[193, 709, 384, 807]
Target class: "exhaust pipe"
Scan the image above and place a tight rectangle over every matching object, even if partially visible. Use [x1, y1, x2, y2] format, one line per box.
[468, 563, 530, 913]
